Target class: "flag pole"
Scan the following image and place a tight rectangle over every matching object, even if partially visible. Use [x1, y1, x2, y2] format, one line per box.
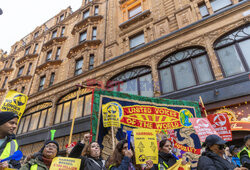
[111, 126, 115, 151]
[67, 86, 81, 156]
[199, 96, 208, 117]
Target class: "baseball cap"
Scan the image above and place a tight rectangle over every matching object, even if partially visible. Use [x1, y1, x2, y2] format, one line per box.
[204, 134, 227, 147]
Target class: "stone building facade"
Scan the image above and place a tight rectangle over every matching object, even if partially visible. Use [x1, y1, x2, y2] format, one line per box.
[0, 0, 249, 156]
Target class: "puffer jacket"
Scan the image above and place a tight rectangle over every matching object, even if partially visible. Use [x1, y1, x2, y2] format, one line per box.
[197, 151, 236, 170]
[153, 151, 177, 169]
[20, 157, 49, 170]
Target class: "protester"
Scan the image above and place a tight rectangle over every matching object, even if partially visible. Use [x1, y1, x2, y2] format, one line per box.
[229, 145, 241, 167]
[197, 134, 247, 170]
[0, 111, 20, 169]
[20, 140, 59, 170]
[69, 133, 106, 170]
[224, 146, 232, 163]
[106, 139, 152, 170]
[153, 138, 186, 169]
[238, 135, 250, 169]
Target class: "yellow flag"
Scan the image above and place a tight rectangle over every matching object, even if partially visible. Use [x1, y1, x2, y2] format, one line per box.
[168, 159, 191, 170]
[0, 90, 28, 124]
[50, 157, 81, 170]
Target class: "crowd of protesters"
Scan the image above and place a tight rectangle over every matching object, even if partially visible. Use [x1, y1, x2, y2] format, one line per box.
[0, 111, 250, 170]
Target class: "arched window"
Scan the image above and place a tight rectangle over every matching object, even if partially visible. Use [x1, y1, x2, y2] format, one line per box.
[17, 102, 52, 134]
[106, 66, 154, 97]
[158, 47, 214, 94]
[54, 89, 92, 124]
[214, 24, 250, 77]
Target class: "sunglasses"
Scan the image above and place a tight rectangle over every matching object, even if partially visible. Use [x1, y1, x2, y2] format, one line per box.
[218, 145, 226, 150]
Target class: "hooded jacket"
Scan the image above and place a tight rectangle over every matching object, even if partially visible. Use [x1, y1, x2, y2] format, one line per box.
[197, 150, 236, 170]
[153, 151, 177, 169]
[0, 134, 20, 169]
[20, 156, 49, 170]
[69, 142, 106, 170]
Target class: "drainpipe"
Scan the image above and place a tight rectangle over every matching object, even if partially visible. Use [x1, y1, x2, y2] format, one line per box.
[103, 0, 109, 63]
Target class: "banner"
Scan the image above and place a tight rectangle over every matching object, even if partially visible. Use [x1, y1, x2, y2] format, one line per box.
[0, 90, 28, 123]
[172, 138, 201, 155]
[190, 118, 219, 142]
[167, 159, 191, 170]
[50, 157, 81, 170]
[133, 129, 158, 164]
[207, 113, 232, 141]
[102, 102, 121, 127]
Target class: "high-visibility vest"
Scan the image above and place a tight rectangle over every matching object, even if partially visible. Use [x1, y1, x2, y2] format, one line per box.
[158, 161, 168, 170]
[238, 147, 250, 159]
[0, 139, 18, 159]
[30, 164, 38, 170]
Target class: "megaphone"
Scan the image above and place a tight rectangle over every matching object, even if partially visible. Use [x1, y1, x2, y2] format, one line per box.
[0, 150, 23, 162]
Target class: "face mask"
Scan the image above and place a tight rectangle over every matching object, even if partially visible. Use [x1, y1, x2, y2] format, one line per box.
[218, 145, 225, 150]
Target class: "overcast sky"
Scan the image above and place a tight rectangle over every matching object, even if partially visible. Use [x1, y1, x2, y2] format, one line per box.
[0, 0, 82, 53]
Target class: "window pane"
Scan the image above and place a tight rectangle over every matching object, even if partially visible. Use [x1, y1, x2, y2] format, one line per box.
[239, 39, 250, 69]
[120, 79, 138, 95]
[217, 45, 245, 77]
[80, 32, 87, 42]
[84, 95, 92, 116]
[210, 0, 232, 12]
[194, 55, 213, 83]
[173, 61, 196, 90]
[22, 116, 31, 133]
[45, 108, 52, 126]
[29, 112, 40, 131]
[17, 118, 25, 134]
[70, 97, 84, 119]
[83, 10, 89, 19]
[139, 74, 153, 97]
[129, 5, 142, 18]
[55, 104, 63, 124]
[62, 101, 71, 122]
[160, 68, 174, 93]
[199, 4, 209, 17]
[38, 110, 47, 128]
[130, 33, 144, 49]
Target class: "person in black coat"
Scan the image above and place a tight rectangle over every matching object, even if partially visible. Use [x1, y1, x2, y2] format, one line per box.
[69, 133, 106, 170]
[197, 134, 247, 170]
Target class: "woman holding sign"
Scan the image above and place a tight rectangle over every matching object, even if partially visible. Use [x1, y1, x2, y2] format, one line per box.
[69, 133, 106, 170]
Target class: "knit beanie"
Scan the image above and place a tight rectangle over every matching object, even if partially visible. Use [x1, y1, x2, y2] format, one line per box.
[0, 111, 18, 126]
[39, 140, 60, 155]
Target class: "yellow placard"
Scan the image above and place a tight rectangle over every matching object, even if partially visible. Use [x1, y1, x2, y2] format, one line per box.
[167, 159, 191, 170]
[49, 157, 81, 170]
[102, 102, 121, 127]
[133, 128, 158, 164]
[0, 90, 28, 124]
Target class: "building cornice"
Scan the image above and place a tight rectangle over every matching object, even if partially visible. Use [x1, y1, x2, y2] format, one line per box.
[16, 53, 38, 66]
[8, 75, 32, 86]
[35, 60, 63, 74]
[42, 36, 67, 51]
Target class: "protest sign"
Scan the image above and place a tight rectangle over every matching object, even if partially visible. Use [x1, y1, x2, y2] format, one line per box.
[207, 113, 232, 141]
[133, 128, 158, 164]
[190, 118, 219, 142]
[50, 157, 81, 170]
[172, 138, 201, 155]
[102, 102, 121, 127]
[0, 90, 28, 123]
[65, 142, 77, 149]
[168, 159, 191, 170]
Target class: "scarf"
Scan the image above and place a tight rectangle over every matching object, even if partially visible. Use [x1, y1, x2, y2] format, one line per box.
[42, 156, 53, 169]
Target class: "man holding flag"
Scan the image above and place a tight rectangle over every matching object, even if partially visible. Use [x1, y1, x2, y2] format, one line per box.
[0, 111, 20, 169]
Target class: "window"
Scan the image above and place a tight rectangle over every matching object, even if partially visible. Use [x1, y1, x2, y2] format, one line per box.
[128, 4, 142, 18]
[55, 47, 61, 60]
[25, 47, 31, 55]
[21, 87, 25, 93]
[210, 0, 232, 12]
[27, 63, 32, 75]
[51, 30, 57, 39]
[214, 24, 250, 77]
[34, 31, 39, 39]
[33, 44, 38, 54]
[79, 31, 87, 43]
[89, 54, 94, 70]
[94, 6, 99, 16]
[92, 27, 97, 40]
[75, 58, 83, 75]
[199, 3, 209, 17]
[60, 14, 64, 21]
[4, 61, 8, 68]
[129, 32, 145, 49]
[60, 27, 65, 37]
[17, 102, 52, 134]
[17, 66, 24, 78]
[54, 90, 92, 124]
[158, 47, 214, 94]
[2, 77, 8, 89]
[14, 45, 17, 52]
[9, 58, 14, 68]
[49, 73, 55, 86]
[46, 50, 52, 61]
[83, 10, 90, 19]
[107, 67, 154, 97]
[39, 76, 46, 91]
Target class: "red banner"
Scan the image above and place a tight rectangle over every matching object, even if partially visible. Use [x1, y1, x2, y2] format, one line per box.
[172, 139, 201, 155]
[190, 118, 219, 142]
[207, 113, 232, 141]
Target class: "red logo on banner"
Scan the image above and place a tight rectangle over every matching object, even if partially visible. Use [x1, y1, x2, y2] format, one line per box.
[190, 118, 219, 142]
[207, 113, 232, 141]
